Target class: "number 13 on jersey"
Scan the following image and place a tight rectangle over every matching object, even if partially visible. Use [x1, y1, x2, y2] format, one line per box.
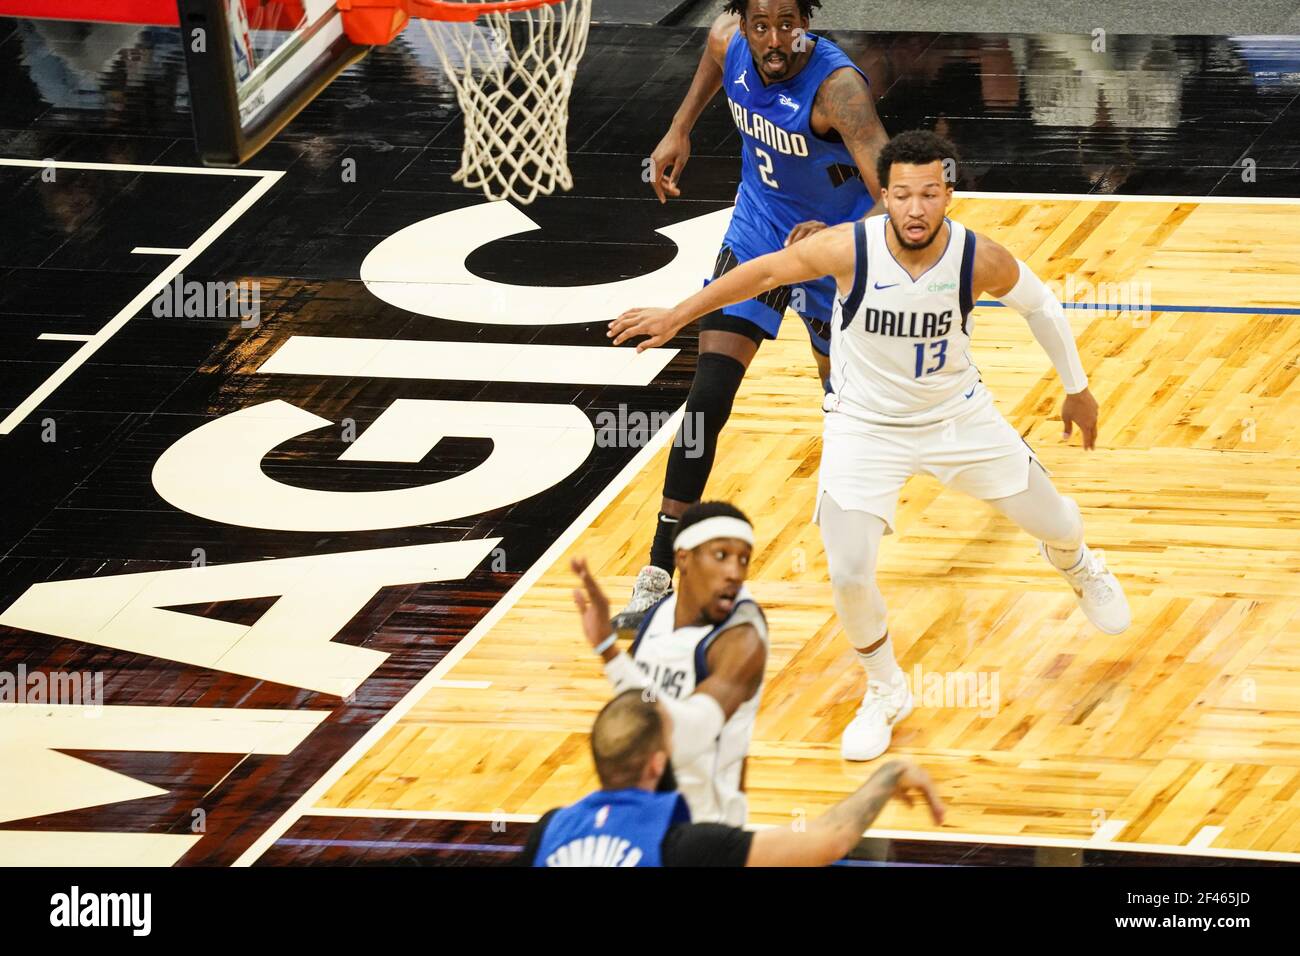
[913, 339, 947, 377]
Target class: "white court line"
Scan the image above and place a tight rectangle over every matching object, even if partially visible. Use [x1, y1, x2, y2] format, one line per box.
[0, 160, 282, 436]
[1090, 818, 1128, 843]
[954, 190, 1300, 206]
[259, 336, 680, 386]
[0, 158, 271, 176]
[233, 406, 687, 866]
[306, 807, 538, 823]
[131, 246, 187, 256]
[37, 333, 93, 342]
[1189, 825, 1225, 849]
[308, 809, 1299, 863]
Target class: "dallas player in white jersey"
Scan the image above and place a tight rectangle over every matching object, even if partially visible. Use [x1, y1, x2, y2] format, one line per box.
[609, 129, 1131, 762]
[572, 501, 767, 825]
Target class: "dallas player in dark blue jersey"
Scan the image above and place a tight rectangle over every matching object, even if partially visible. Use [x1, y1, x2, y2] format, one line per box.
[614, 0, 890, 630]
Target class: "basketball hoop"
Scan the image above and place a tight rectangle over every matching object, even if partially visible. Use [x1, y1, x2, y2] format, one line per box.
[339, 0, 591, 204]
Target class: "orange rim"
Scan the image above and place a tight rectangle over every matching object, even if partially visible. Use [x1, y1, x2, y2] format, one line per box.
[406, 0, 571, 21]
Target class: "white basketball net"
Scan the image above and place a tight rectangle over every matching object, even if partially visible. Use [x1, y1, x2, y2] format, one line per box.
[419, 0, 591, 204]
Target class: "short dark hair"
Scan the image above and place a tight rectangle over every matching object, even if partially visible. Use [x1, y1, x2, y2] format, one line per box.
[674, 500, 752, 548]
[876, 129, 960, 189]
[591, 690, 667, 789]
[722, 0, 822, 21]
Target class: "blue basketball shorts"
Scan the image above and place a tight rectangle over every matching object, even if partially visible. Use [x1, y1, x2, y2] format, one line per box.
[702, 209, 837, 356]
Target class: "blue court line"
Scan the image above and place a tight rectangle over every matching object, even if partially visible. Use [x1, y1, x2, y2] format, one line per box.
[975, 299, 1300, 315]
[278, 837, 522, 854]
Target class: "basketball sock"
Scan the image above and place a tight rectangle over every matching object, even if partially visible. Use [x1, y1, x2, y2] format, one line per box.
[857, 632, 903, 684]
[823, 377, 832, 394]
[649, 511, 680, 574]
[662, 351, 747, 504]
[1043, 498, 1086, 570]
[1046, 543, 1087, 572]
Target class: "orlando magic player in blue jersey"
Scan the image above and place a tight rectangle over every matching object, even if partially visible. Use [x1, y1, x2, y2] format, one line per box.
[612, 0, 889, 631]
[519, 689, 944, 866]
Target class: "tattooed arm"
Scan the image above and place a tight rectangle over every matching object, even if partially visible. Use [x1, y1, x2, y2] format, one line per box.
[787, 66, 889, 244]
[745, 760, 945, 866]
[812, 65, 889, 203]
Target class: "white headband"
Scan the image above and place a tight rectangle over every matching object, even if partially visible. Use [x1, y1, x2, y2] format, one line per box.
[674, 516, 754, 552]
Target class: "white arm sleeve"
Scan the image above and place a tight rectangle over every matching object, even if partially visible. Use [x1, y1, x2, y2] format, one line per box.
[603, 651, 649, 693]
[602, 652, 727, 765]
[659, 693, 726, 765]
[998, 260, 1089, 394]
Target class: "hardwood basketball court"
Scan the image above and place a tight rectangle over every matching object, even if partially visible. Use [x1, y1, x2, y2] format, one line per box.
[249, 193, 1300, 864]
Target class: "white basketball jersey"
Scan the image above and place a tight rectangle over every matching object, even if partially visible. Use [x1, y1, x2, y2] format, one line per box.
[827, 216, 981, 425]
[630, 585, 767, 827]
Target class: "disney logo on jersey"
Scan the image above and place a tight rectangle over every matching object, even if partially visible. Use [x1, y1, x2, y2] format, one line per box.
[726, 98, 811, 158]
[635, 659, 688, 699]
[778, 93, 800, 111]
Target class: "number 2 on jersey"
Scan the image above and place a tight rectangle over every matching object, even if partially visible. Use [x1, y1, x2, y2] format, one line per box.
[755, 147, 779, 188]
[913, 339, 947, 378]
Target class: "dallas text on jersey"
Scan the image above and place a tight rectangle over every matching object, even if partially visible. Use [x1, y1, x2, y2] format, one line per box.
[842, 307, 955, 338]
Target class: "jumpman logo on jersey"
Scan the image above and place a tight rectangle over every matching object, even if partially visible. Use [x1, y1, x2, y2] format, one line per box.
[734, 69, 749, 92]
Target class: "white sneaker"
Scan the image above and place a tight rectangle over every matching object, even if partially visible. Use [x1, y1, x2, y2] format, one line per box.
[610, 565, 672, 636]
[1041, 543, 1131, 635]
[841, 672, 913, 762]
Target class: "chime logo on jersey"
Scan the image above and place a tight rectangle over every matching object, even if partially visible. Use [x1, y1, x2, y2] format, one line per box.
[845, 307, 955, 338]
[726, 98, 810, 157]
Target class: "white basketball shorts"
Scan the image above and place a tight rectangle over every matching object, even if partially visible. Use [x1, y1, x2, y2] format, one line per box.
[813, 383, 1046, 534]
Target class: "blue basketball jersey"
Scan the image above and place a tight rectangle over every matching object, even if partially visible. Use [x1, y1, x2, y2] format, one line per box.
[533, 788, 691, 867]
[722, 30, 874, 231]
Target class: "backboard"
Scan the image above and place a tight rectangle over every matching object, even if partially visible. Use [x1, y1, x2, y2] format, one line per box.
[178, 0, 369, 165]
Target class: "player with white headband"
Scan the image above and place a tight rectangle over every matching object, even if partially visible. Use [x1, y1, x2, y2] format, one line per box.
[572, 500, 767, 825]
